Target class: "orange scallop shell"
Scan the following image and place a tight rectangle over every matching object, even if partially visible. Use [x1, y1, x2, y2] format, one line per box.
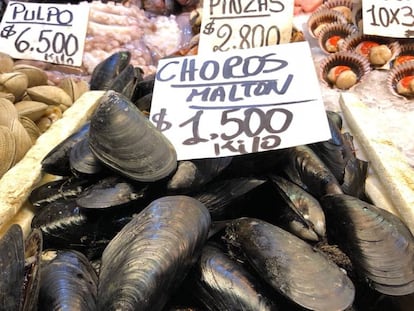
[393, 42, 414, 67]
[318, 22, 358, 54]
[386, 61, 414, 98]
[319, 50, 371, 89]
[339, 32, 401, 68]
[307, 8, 348, 39]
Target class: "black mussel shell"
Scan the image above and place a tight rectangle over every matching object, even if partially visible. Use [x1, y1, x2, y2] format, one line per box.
[69, 136, 104, 176]
[224, 217, 355, 310]
[89, 90, 177, 182]
[268, 175, 326, 241]
[167, 157, 232, 193]
[76, 175, 150, 209]
[89, 51, 131, 91]
[29, 176, 96, 208]
[41, 122, 90, 176]
[131, 73, 155, 103]
[98, 195, 211, 311]
[38, 249, 98, 311]
[107, 64, 137, 97]
[0, 224, 25, 310]
[321, 194, 414, 296]
[185, 243, 278, 310]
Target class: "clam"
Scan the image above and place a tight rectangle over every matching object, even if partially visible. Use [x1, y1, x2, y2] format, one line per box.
[321, 194, 414, 296]
[224, 217, 355, 310]
[0, 125, 16, 177]
[13, 64, 48, 87]
[307, 8, 348, 38]
[89, 90, 177, 182]
[19, 116, 42, 144]
[386, 61, 414, 98]
[339, 32, 401, 68]
[0, 52, 14, 73]
[14, 100, 48, 122]
[10, 118, 33, 165]
[58, 77, 87, 103]
[0, 97, 18, 127]
[318, 22, 357, 54]
[0, 91, 15, 102]
[0, 71, 28, 101]
[319, 50, 371, 89]
[26, 85, 73, 108]
[97, 195, 211, 310]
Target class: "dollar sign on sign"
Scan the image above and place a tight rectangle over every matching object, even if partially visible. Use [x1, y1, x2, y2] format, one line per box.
[151, 108, 172, 131]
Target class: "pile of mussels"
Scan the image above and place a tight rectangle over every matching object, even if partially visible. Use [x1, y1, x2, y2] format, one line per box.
[1, 51, 414, 311]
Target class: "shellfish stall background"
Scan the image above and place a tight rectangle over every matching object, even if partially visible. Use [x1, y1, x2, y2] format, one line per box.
[0, 0, 414, 310]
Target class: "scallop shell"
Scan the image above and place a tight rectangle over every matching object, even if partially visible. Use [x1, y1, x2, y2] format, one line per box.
[339, 32, 401, 68]
[393, 42, 414, 67]
[316, 0, 354, 22]
[386, 61, 414, 99]
[307, 8, 348, 38]
[319, 50, 371, 89]
[318, 22, 358, 54]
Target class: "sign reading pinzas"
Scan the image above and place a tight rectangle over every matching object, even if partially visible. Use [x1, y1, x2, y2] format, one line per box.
[149, 41, 331, 161]
[0, 1, 89, 66]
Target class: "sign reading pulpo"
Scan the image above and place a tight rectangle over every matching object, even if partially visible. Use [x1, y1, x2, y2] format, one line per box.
[362, 0, 414, 38]
[150, 42, 330, 160]
[198, 0, 294, 54]
[0, 1, 89, 66]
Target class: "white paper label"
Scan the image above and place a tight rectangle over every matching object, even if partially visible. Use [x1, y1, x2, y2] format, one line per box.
[149, 42, 330, 161]
[0, 1, 90, 66]
[362, 0, 414, 38]
[198, 0, 294, 54]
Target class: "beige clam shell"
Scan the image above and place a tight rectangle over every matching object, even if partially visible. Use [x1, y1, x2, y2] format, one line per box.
[386, 61, 414, 99]
[26, 85, 73, 108]
[13, 64, 49, 87]
[0, 72, 28, 101]
[0, 52, 14, 74]
[307, 8, 349, 39]
[0, 125, 16, 177]
[318, 22, 358, 54]
[0, 98, 18, 127]
[58, 77, 85, 102]
[10, 118, 33, 165]
[319, 50, 372, 89]
[14, 100, 49, 122]
[0, 91, 15, 103]
[19, 116, 41, 144]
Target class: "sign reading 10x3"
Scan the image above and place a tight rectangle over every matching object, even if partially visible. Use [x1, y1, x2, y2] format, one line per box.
[0, 1, 90, 66]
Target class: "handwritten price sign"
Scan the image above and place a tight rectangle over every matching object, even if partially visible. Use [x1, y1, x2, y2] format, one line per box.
[198, 0, 294, 54]
[0, 1, 89, 66]
[362, 0, 414, 38]
[150, 42, 330, 161]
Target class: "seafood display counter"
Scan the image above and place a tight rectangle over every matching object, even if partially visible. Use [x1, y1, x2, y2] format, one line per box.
[0, 0, 414, 310]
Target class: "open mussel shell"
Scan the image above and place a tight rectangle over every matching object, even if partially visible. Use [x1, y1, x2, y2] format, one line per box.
[318, 22, 357, 54]
[307, 8, 348, 38]
[76, 175, 149, 209]
[185, 242, 278, 310]
[224, 217, 355, 310]
[38, 249, 98, 311]
[321, 194, 414, 296]
[319, 50, 371, 89]
[98, 195, 211, 311]
[89, 90, 177, 182]
[386, 60, 414, 99]
[0, 224, 25, 310]
[41, 122, 90, 176]
[69, 136, 104, 176]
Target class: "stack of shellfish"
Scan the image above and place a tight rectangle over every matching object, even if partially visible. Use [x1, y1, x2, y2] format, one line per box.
[0, 52, 89, 178]
[308, 0, 414, 97]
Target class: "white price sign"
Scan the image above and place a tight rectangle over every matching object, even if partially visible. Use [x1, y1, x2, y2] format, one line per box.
[149, 42, 330, 161]
[198, 0, 294, 54]
[362, 0, 414, 38]
[0, 1, 90, 66]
